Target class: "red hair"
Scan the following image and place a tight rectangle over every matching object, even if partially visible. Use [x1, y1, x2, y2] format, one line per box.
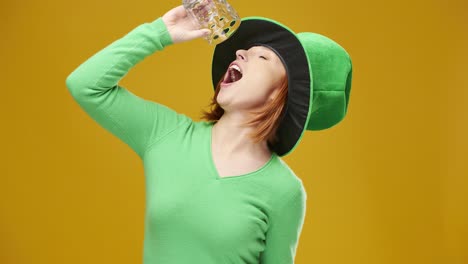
[200, 75, 288, 148]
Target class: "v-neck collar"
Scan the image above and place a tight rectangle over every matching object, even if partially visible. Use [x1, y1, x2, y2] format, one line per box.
[206, 121, 277, 181]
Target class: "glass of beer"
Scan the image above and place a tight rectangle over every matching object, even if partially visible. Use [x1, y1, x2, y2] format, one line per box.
[182, 0, 241, 45]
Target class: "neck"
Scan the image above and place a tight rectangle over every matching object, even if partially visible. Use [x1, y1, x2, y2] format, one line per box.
[211, 111, 272, 159]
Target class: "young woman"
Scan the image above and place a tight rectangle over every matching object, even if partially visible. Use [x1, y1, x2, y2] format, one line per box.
[66, 4, 352, 264]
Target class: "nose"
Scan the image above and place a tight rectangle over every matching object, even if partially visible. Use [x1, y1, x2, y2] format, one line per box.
[235, 49, 247, 61]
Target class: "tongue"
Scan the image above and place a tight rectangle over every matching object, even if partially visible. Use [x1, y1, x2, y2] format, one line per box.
[230, 69, 242, 82]
[234, 70, 243, 81]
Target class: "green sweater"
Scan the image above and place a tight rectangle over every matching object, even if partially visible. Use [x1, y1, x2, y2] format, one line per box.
[66, 16, 307, 264]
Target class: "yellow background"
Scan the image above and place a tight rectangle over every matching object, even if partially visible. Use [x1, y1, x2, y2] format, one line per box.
[1, 0, 467, 263]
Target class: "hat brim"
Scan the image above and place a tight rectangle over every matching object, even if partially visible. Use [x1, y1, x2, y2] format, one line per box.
[211, 17, 311, 157]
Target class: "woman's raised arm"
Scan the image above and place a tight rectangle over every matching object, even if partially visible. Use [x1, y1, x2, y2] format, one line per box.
[66, 6, 209, 159]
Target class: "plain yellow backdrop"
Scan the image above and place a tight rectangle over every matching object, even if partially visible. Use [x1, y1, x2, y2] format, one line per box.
[1, 0, 467, 263]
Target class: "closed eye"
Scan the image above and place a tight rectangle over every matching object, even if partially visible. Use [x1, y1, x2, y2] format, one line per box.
[259, 55, 267, 60]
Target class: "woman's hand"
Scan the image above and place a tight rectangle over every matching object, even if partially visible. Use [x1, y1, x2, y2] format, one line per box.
[162, 5, 211, 44]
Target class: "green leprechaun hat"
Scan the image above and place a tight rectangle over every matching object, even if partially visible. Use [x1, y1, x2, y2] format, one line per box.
[211, 17, 353, 157]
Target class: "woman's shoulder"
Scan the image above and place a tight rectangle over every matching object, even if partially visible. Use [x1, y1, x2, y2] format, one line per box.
[265, 156, 306, 199]
[272, 156, 304, 183]
[263, 158, 307, 219]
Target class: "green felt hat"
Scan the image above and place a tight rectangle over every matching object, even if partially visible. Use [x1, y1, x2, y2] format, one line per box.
[211, 16, 353, 157]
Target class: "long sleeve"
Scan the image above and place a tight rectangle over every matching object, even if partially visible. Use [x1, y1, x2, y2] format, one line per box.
[66, 17, 190, 160]
[260, 186, 307, 264]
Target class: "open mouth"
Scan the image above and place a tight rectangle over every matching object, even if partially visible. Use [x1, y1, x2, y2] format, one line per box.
[222, 64, 243, 85]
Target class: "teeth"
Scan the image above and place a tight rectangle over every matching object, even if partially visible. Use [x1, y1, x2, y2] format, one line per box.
[225, 63, 242, 84]
[229, 64, 242, 73]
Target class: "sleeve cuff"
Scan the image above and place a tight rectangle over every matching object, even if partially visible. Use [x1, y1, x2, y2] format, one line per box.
[148, 17, 174, 47]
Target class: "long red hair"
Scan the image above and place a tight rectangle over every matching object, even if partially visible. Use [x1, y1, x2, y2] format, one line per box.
[200, 75, 288, 148]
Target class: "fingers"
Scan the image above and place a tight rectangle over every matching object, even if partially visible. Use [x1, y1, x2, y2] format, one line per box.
[188, 29, 211, 40]
[195, 29, 210, 39]
[201, 29, 211, 36]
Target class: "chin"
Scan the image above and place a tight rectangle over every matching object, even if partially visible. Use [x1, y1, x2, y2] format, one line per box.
[217, 96, 242, 113]
[216, 93, 229, 108]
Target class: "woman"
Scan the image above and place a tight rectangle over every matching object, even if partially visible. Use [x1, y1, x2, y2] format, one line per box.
[66, 5, 352, 264]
